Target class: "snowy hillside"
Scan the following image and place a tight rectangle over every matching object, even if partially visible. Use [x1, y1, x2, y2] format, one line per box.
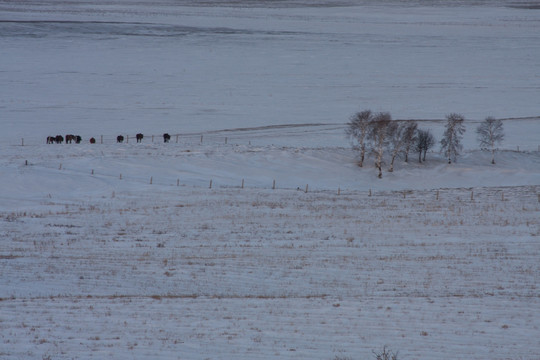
[1, 121, 540, 359]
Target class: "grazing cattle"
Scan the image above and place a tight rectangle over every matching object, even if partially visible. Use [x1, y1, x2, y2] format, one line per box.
[47, 136, 55, 144]
[89, 137, 96, 144]
[136, 133, 144, 143]
[65, 134, 75, 144]
[163, 133, 171, 143]
[75, 135, 82, 144]
[55, 135, 64, 144]
[117, 135, 124, 143]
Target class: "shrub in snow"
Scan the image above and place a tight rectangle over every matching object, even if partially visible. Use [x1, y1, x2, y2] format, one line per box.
[373, 346, 399, 360]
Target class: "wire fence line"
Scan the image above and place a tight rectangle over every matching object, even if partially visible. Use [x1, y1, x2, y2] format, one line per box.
[11, 131, 540, 153]
[7, 116, 540, 148]
[20, 159, 540, 203]
[17, 133, 254, 147]
[12, 123, 348, 147]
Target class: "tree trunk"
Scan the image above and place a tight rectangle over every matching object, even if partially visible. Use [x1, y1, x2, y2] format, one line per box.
[418, 150, 422, 163]
[376, 144, 384, 178]
[389, 152, 397, 172]
[423, 149, 427, 162]
[491, 149, 495, 164]
[388, 152, 397, 172]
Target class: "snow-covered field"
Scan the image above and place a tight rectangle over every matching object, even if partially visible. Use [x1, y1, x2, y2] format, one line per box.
[1, 181, 539, 359]
[1, 0, 540, 359]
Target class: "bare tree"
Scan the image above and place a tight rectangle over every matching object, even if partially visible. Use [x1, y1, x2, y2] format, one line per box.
[476, 116, 504, 164]
[345, 110, 373, 167]
[440, 113, 466, 164]
[416, 129, 436, 163]
[387, 121, 406, 172]
[402, 120, 418, 163]
[368, 112, 392, 178]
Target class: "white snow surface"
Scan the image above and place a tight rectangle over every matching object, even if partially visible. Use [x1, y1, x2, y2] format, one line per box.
[1, 1, 540, 359]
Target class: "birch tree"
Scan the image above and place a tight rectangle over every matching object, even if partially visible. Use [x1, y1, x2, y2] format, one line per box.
[368, 112, 392, 178]
[476, 116, 504, 164]
[416, 129, 435, 163]
[440, 113, 466, 164]
[402, 120, 418, 163]
[387, 121, 406, 172]
[345, 110, 373, 167]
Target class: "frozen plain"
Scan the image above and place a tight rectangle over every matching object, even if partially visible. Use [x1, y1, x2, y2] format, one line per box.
[1, 0, 540, 359]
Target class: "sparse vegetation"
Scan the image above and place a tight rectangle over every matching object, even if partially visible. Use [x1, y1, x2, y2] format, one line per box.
[1, 184, 539, 358]
[373, 346, 399, 360]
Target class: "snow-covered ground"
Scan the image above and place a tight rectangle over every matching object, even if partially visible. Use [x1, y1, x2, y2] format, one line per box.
[1, 1, 540, 359]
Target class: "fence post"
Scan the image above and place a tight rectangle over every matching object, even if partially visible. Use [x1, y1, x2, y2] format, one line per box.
[200, 135, 203, 144]
[209, 179, 212, 189]
[101, 135, 103, 144]
[177, 179, 180, 187]
[225, 137, 228, 144]
[25, 160, 28, 166]
[91, 169, 94, 175]
[436, 190, 439, 200]
[305, 184, 309, 193]
[59, 163, 62, 170]
[241, 179, 244, 189]
[471, 190, 474, 201]
[119, 174, 122, 180]
[150, 176, 153, 185]
[369, 189, 372, 197]
[337, 187, 340, 196]
[176, 135, 179, 143]
[21, 138, 24, 146]
[152, 135, 154, 142]
[501, 192, 504, 201]
[272, 179, 276, 190]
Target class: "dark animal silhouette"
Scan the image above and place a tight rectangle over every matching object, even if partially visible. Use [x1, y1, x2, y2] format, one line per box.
[75, 135, 82, 144]
[89, 137, 96, 144]
[117, 135, 124, 143]
[47, 136, 55, 144]
[55, 135, 64, 144]
[65, 134, 75, 144]
[136, 133, 144, 143]
[163, 133, 171, 143]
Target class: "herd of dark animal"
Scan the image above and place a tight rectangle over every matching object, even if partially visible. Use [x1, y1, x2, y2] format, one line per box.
[47, 134, 82, 144]
[47, 133, 172, 144]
